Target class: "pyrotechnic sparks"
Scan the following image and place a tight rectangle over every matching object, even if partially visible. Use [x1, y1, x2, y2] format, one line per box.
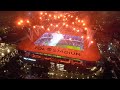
[16, 11, 95, 47]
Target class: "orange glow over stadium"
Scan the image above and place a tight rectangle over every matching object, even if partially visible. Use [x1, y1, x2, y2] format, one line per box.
[17, 12, 100, 63]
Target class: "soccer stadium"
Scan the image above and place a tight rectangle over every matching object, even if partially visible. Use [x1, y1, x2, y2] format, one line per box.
[17, 12, 103, 79]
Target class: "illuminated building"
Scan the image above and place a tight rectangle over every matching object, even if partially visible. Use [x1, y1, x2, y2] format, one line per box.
[17, 11, 103, 79]
[0, 43, 18, 67]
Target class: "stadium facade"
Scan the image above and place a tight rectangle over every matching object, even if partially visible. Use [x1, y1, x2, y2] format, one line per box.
[17, 12, 104, 79]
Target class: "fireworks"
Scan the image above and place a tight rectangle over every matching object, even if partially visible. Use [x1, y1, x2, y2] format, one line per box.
[16, 12, 94, 46]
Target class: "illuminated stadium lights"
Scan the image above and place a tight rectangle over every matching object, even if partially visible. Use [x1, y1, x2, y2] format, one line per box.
[18, 12, 101, 68]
